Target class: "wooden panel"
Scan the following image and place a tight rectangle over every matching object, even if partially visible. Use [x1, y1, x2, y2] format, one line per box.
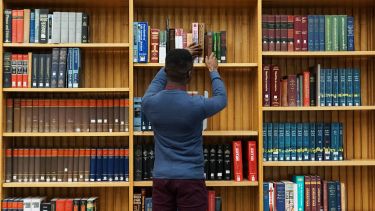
[211, 187, 258, 211]
[4, 0, 128, 8]
[263, 0, 375, 8]
[2, 187, 129, 211]
[135, 0, 257, 8]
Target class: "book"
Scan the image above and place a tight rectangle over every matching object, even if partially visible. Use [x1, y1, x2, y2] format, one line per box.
[301, 16, 308, 51]
[271, 65, 281, 106]
[247, 141, 257, 181]
[262, 15, 268, 51]
[275, 182, 286, 211]
[325, 16, 332, 51]
[232, 141, 243, 182]
[150, 29, 159, 63]
[268, 15, 276, 51]
[347, 16, 354, 51]
[294, 16, 302, 51]
[4, 9, 12, 43]
[263, 65, 271, 106]
[287, 15, 294, 51]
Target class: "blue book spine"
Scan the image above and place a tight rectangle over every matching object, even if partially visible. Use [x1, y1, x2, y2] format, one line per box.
[124, 150, 129, 181]
[290, 123, 297, 161]
[324, 123, 331, 160]
[133, 97, 142, 131]
[113, 150, 119, 181]
[309, 123, 316, 161]
[302, 123, 310, 161]
[316, 123, 324, 161]
[96, 149, 103, 181]
[292, 176, 305, 211]
[347, 16, 355, 51]
[30, 10, 35, 43]
[102, 150, 108, 181]
[73, 48, 80, 88]
[331, 123, 340, 161]
[284, 123, 291, 161]
[89, 149, 96, 182]
[145, 198, 152, 211]
[319, 15, 325, 51]
[272, 123, 279, 161]
[296, 77, 301, 106]
[267, 123, 273, 161]
[336, 181, 342, 211]
[67, 48, 74, 88]
[263, 123, 268, 161]
[133, 22, 139, 62]
[339, 123, 344, 160]
[353, 68, 361, 106]
[278, 123, 285, 161]
[296, 123, 303, 161]
[325, 69, 333, 106]
[108, 149, 114, 181]
[328, 181, 338, 210]
[346, 68, 353, 106]
[308, 15, 315, 51]
[320, 68, 325, 106]
[332, 68, 339, 106]
[276, 182, 286, 211]
[339, 68, 346, 106]
[138, 22, 148, 63]
[314, 15, 320, 51]
[119, 150, 125, 181]
[263, 183, 270, 211]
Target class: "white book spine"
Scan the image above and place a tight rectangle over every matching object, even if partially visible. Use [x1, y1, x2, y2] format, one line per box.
[68, 12, 76, 43]
[34, 9, 40, 43]
[23, 198, 32, 211]
[47, 14, 53, 43]
[52, 12, 61, 43]
[60, 12, 69, 43]
[192, 23, 199, 63]
[293, 183, 299, 211]
[75, 12, 83, 43]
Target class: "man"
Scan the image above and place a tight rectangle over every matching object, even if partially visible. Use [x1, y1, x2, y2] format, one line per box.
[142, 44, 227, 211]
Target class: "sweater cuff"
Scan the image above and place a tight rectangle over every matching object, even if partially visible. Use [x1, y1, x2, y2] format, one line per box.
[209, 70, 221, 81]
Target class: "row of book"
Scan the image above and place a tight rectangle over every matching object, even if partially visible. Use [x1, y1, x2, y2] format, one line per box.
[264, 176, 345, 211]
[263, 122, 344, 162]
[133, 21, 227, 64]
[2, 197, 97, 211]
[6, 97, 129, 133]
[262, 15, 354, 51]
[207, 190, 222, 211]
[4, 9, 89, 44]
[3, 48, 82, 88]
[263, 64, 361, 107]
[5, 148, 129, 183]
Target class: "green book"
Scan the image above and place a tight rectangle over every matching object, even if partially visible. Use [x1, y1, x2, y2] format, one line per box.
[325, 15, 332, 51]
[213, 32, 217, 59]
[216, 32, 221, 63]
[338, 15, 348, 51]
[332, 15, 339, 51]
[292, 175, 305, 211]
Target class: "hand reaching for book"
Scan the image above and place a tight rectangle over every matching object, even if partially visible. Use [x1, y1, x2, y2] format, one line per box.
[185, 43, 202, 58]
[205, 53, 218, 72]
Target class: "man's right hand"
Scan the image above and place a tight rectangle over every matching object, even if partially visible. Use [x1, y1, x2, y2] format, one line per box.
[205, 53, 218, 72]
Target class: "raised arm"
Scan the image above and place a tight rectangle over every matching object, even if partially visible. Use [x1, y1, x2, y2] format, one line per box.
[143, 68, 167, 100]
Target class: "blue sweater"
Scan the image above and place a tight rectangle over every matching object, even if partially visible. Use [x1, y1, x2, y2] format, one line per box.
[142, 68, 227, 179]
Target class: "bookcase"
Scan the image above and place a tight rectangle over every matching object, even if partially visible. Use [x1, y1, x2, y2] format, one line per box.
[1, 0, 375, 210]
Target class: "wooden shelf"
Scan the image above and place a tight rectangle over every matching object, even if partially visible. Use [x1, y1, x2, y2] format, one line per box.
[4, 0, 128, 8]
[135, 0, 257, 8]
[2, 182, 130, 188]
[262, 51, 375, 57]
[3, 43, 129, 48]
[262, 106, 375, 111]
[3, 132, 130, 137]
[263, 160, 375, 167]
[134, 180, 258, 187]
[3, 88, 130, 93]
[262, 0, 375, 7]
[134, 63, 258, 68]
[134, 130, 258, 136]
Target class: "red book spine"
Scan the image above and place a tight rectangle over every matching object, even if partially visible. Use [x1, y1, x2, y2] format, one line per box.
[323, 180, 328, 211]
[301, 16, 308, 51]
[11, 54, 17, 88]
[262, 65, 271, 106]
[247, 141, 257, 182]
[305, 176, 311, 211]
[65, 199, 73, 211]
[271, 65, 281, 107]
[275, 15, 281, 51]
[16, 10, 24, 43]
[280, 15, 288, 51]
[317, 176, 322, 210]
[150, 29, 160, 63]
[56, 199, 65, 211]
[11, 10, 17, 43]
[303, 71, 310, 106]
[182, 32, 187, 48]
[16, 54, 23, 88]
[287, 75, 297, 106]
[208, 190, 216, 211]
[294, 16, 302, 51]
[268, 15, 276, 51]
[262, 15, 269, 51]
[22, 54, 28, 88]
[287, 15, 294, 51]
[311, 176, 317, 211]
[232, 141, 243, 182]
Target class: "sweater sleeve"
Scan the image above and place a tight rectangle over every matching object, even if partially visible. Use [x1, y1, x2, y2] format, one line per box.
[143, 68, 167, 100]
[202, 70, 227, 118]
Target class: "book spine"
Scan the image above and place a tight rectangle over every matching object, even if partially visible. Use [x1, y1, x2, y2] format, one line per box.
[339, 68, 346, 106]
[232, 141, 243, 182]
[305, 176, 311, 211]
[339, 15, 347, 51]
[310, 123, 316, 161]
[324, 123, 331, 160]
[353, 68, 361, 106]
[287, 75, 297, 106]
[45, 54, 51, 88]
[302, 123, 310, 161]
[38, 54, 45, 88]
[263, 65, 271, 106]
[50, 48, 59, 87]
[271, 65, 281, 106]
[52, 12, 61, 43]
[158, 31, 166, 63]
[290, 123, 297, 161]
[263, 123, 268, 161]
[16, 54, 23, 88]
[60, 12, 69, 43]
[138, 22, 148, 63]
[198, 24, 205, 62]
[294, 16, 302, 51]
[262, 15, 269, 51]
[287, 15, 294, 51]
[81, 13, 89, 43]
[150, 29, 159, 63]
[339, 123, 344, 160]
[328, 181, 337, 210]
[209, 146, 216, 180]
[220, 31, 227, 63]
[309, 69, 316, 106]
[134, 145, 142, 181]
[318, 16, 325, 51]
[247, 141, 257, 181]
[347, 16, 354, 51]
[17, 10, 24, 43]
[325, 69, 333, 106]
[296, 123, 303, 161]
[278, 124, 285, 161]
[267, 123, 273, 161]
[332, 16, 339, 51]
[47, 14, 53, 43]
[39, 9, 49, 43]
[314, 15, 320, 51]
[57, 48, 67, 88]
[11, 10, 17, 43]
[308, 15, 315, 51]
[263, 183, 270, 211]
[75, 12, 82, 43]
[133, 22, 139, 62]
[107, 149, 114, 181]
[275, 15, 281, 51]
[276, 182, 286, 211]
[34, 9, 39, 43]
[303, 71, 310, 106]
[268, 15, 276, 51]
[311, 176, 317, 210]
[24, 10, 31, 43]
[284, 123, 291, 161]
[216, 145, 224, 180]
[332, 68, 339, 106]
[4, 9, 12, 43]
[292, 176, 304, 211]
[301, 16, 308, 51]
[73, 48, 81, 88]
[272, 123, 279, 161]
[346, 68, 353, 106]
[280, 15, 288, 51]
[325, 16, 332, 51]
[3, 52, 12, 88]
[331, 122, 340, 161]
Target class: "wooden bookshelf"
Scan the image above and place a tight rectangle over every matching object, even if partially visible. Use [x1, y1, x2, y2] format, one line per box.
[3, 182, 130, 188]
[134, 130, 258, 136]
[262, 51, 375, 57]
[2, 132, 130, 137]
[134, 63, 258, 68]
[3, 88, 130, 92]
[3, 43, 130, 48]
[134, 180, 259, 187]
[263, 160, 375, 167]
[262, 106, 375, 111]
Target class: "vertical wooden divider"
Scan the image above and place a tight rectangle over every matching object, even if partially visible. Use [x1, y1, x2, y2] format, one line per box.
[128, 0, 134, 209]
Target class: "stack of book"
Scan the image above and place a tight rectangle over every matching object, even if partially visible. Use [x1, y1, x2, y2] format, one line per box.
[133, 21, 226, 63]
[134, 144, 155, 181]
[6, 97, 129, 133]
[2, 197, 97, 211]
[207, 190, 222, 211]
[3, 48, 82, 88]
[4, 9, 89, 43]
[262, 15, 354, 51]
[262, 64, 361, 107]
[133, 189, 152, 211]
[264, 176, 345, 211]
[263, 122, 344, 162]
[5, 148, 129, 183]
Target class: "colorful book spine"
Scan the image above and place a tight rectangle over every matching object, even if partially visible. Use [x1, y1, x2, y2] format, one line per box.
[263, 123, 268, 161]
[292, 176, 304, 211]
[296, 123, 303, 161]
[338, 15, 347, 51]
[133, 22, 139, 62]
[267, 123, 273, 161]
[325, 16, 332, 51]
[332, 68, 339, 106]
[346, 68, 353, 106]
[332, 16, 339, 51]
[275, 182, 286, 211]
[307, 15, 315, 51]
[325, 69, 333, 106]
[339, 68, 346, 106]
[278, 124, 285, 161]
[137, 22, 148, 63]
[284, 123, 291, 161]
[313, 15, 320, 51]
[331, 123, 340, 161]
[318, 15, 325, 51]
[309, 123, 316, 161]
[316, 123, 324, 161]
[290, 123, 297, 161]
[324, 123, 331, 160]
[347, 16, 355, 51]
[353, 68, 361, 106]
[272, 123, 279, 161]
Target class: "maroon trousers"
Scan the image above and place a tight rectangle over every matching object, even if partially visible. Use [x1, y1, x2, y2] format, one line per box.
[152, 178, 208, 211]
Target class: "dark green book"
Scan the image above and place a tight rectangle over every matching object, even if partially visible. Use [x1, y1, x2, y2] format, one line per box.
[338, 15, 347, 51]
[332, 15, 339, 51]
[325, 16, 332, 51]
[216, 32, 221, 63]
